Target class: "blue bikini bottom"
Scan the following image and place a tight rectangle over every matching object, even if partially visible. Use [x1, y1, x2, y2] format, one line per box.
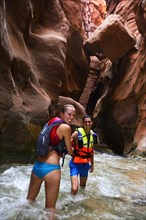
[33, 161, 60, 178]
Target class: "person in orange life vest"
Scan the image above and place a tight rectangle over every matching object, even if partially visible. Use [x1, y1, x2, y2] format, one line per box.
[69, 115, 98, 195]
[26, 104, 76, 214]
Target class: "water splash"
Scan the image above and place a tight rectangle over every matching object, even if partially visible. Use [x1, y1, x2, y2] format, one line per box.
[0, 153, 146, 220]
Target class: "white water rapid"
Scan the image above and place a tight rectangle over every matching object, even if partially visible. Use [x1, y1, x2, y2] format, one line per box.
[0, 153, 146, 220]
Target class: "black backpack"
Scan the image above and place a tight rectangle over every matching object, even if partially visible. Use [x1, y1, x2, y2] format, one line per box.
[36, 119, 65, 157]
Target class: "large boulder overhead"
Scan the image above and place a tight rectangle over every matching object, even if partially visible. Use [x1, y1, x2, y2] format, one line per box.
[85, 14, 136, 61]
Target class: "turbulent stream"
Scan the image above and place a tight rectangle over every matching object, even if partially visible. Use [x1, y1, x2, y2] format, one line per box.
[0, 153, 146, 220]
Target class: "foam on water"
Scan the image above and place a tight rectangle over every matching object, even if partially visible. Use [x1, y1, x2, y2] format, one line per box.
[0, 153, 146, 220]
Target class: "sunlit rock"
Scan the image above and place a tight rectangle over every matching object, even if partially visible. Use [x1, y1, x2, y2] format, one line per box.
[137, 137, 146, 155]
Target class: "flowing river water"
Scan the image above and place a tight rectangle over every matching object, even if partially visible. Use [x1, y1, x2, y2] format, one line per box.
[0, 152, 146, 220]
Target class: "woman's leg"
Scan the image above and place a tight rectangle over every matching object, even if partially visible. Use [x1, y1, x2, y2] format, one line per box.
[69, 160, 79, 195]
[80, 176, 88, 188]
[70, 175, 79, 195]
[44, 169, 61, 208]
[79, 163, 89, 188]
[27, 171, 43, 201]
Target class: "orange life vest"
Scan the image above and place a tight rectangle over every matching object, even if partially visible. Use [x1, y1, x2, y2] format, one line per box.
[73, 127, 94, 163]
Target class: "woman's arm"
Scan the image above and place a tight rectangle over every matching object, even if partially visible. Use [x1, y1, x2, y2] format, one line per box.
[57, 124, 73, 155]
[90, 152, 94, 173]
[71, 131, 78, 142]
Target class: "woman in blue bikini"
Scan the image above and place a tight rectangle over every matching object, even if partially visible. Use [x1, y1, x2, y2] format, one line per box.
[26, 104, 76, 214]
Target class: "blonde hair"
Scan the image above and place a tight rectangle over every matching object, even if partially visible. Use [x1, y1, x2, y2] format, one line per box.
[61, 104, 76, 113]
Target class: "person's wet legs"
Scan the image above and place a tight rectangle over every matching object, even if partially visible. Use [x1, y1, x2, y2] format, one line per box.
[44, 169, 61, 208]
[44, 169, 61, 220]
[27, 172, 43, 201]
[80, 176, 88, 188]
[70, 175, 78, 195]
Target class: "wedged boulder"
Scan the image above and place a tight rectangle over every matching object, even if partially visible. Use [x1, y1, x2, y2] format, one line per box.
[85, 14, 136, 61]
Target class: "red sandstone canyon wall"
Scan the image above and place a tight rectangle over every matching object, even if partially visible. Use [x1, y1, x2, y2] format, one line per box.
[0, 0, 145, 163]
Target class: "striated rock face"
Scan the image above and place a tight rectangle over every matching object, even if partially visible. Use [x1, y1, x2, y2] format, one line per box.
[0, 0, 145, 163]
[83, 0, 146, 155]
[0, 0, 88, 162]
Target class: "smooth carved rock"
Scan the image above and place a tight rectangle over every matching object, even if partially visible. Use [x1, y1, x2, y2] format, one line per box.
[85, 14, 136, 61]
[0, 0, 146, 162]
[0, 0, 88, 162]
